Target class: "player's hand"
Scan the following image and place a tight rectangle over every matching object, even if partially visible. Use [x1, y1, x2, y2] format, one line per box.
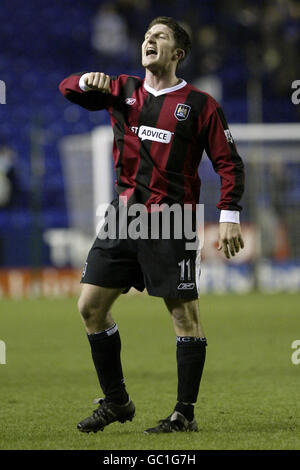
[217, 222, 244, 259]
[84, 72, 111, 94]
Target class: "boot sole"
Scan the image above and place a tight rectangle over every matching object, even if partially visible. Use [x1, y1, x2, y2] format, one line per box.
[78, 414, 135, 434]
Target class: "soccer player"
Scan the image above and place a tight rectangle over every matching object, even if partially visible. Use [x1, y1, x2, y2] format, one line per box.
[59, 16, 245, 434]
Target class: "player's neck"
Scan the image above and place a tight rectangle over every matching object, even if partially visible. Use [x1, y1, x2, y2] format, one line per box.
[144, 68, 181, 92]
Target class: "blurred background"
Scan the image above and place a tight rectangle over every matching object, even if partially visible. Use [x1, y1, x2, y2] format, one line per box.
[0, 0, 299, 296]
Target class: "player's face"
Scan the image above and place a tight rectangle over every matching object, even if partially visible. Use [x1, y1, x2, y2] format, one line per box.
[142, 24, 181, 72]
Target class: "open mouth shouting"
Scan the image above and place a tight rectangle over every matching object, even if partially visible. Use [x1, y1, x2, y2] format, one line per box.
[146, 47, 158, 57]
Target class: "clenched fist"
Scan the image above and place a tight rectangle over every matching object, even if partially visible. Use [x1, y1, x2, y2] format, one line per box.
[83, 72, 111, 93]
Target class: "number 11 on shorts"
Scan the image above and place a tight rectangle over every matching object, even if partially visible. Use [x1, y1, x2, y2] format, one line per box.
[178, 259, 191, 280]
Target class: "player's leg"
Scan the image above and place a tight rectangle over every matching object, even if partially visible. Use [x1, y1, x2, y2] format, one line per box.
[165, 297, 207, 420]
[164, 296, 205, 337]
[144, 297, 206, 433]
[78, 283, 122, 334]
[77, 283, 135, 433]
[140, 220, 206, 432]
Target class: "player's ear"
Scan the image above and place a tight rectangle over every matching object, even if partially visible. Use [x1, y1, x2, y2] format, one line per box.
[173, 48, 185, 62]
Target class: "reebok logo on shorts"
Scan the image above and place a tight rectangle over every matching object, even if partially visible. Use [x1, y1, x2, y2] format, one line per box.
[177, 282, 195, 290]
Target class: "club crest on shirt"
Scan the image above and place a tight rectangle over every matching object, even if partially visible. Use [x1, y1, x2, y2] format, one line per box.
[174, 103, 191, 121]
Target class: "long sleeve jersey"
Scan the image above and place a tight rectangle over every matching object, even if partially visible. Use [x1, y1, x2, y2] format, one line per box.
[59, 73, 244, 219]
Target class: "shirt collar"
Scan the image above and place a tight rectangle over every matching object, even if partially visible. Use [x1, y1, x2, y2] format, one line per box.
[143, 79, 187, 97]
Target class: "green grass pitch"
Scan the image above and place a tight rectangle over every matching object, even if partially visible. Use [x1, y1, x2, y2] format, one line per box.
[0, 292, 299, 450]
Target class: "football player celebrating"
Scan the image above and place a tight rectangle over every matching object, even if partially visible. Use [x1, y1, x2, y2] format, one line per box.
[59, 16, 244, 434]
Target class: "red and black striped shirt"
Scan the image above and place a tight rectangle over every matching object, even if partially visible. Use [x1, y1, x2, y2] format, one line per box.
[59, 73, 244, 212]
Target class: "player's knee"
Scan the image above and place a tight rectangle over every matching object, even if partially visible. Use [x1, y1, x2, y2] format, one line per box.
[77, 296, 91, 321]
[77, 295, 106, 323]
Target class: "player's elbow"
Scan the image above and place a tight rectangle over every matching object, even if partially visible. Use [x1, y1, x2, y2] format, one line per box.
[58, 79, 69, 97]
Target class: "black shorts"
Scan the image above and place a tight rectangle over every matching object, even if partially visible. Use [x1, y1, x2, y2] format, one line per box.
[81, 198, 201, 300]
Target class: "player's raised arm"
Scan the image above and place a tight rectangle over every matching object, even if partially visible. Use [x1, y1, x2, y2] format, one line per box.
[58, 71, 112, 111]
[204, 104, 245, 259]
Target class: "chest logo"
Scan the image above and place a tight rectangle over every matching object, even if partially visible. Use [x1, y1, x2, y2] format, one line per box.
[174, 103, 191, 121]
[138, 126, 172, 144]
[125, 98, 136, 105]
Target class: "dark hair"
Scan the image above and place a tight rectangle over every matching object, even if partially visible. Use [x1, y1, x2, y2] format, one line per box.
[146, 16, 191, 64]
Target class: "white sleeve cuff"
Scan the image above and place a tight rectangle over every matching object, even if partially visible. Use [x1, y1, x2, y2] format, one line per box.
[79, 73, 92, 91]
[219, 210, 240, 224]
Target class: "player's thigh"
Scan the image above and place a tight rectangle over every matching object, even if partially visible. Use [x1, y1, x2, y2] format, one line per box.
[78, 283, 124, 318]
